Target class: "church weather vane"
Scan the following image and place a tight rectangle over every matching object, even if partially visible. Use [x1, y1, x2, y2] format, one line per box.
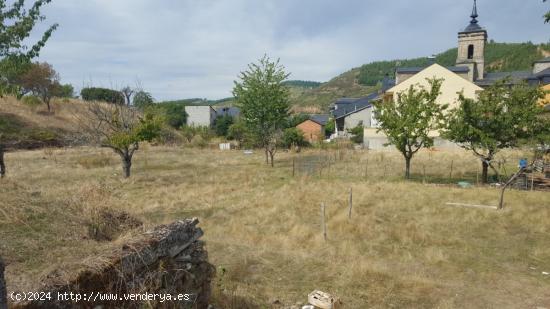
[471, 0, 479, 24]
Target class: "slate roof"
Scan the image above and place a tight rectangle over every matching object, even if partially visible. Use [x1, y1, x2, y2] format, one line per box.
[396, 66, 469, 74]
[214, 106, 240, 117]
[533, 67, 550, 78]
[308, 114, 330, 126]
[332, 92, 379, 120]
[381, 77, 396, 92]
[475, 71, 533, 87]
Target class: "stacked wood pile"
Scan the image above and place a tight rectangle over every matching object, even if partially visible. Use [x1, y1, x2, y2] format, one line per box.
[513, 160, 550, 191]
[9, 218, 215, 309]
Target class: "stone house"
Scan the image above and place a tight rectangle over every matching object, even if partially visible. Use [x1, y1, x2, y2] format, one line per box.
[296, 115, 329, 143]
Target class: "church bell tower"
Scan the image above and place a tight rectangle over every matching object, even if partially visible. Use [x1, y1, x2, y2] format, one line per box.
[456, 0, 487, 81]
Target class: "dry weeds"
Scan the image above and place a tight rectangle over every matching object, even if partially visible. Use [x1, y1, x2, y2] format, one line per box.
[1, 146, 549, 308]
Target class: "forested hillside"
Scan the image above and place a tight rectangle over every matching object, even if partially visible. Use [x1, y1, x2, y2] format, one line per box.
[290, 41, 550, 111]
[165, 42, 550, 113]
[358, 42, 550, 86]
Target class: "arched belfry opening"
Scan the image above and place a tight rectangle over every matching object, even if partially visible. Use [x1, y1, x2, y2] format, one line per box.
[467, 45, 474, 59]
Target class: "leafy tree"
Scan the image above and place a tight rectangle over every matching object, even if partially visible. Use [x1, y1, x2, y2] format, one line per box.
[214, 114, 234, 137]
[57, 84, 74, 98]
[443, 80, 544, 183]
[347, 121, 364, 144]
[81, 87, 125, 104]
[17, 62, 61, 112]
[157, 102, 187, 129]
[133, 90, 154, 109]
[281, 127, 307, 149]
[233, 55, 290, 167]
[325, 118, 335, 137]
[373, 78, 445, 179]
[81, 102, 163, 178]
[227, 120, 248, 146]
[0, 0, 58, 97]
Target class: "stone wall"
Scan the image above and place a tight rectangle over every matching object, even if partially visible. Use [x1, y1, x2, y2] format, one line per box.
[9, 218, 215, 309]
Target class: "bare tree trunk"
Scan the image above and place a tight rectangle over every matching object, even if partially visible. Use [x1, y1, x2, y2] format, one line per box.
[44, 96, 52, 113]
[121, 152, 132, 178]
[269, 150, 274, 167]
[264, 147, 269, 165]
[0, 145, 5, 178]
[405, 156, 411, 179]
[481, 160, 489, 184]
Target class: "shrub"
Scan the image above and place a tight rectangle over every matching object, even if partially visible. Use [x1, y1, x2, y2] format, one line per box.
[22, 95, 42, 109]
[347, 122, 364, 144]
[81, 87, 124, 104]
[281, 127, 308, 149]
[214, 114, 234, 137]
[180, 125, 213, 145]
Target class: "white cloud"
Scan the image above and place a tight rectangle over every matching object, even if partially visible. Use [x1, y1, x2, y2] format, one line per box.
[26, 0, 550, 101]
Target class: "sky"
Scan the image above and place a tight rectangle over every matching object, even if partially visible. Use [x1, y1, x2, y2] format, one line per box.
[27, 0, 550, 101]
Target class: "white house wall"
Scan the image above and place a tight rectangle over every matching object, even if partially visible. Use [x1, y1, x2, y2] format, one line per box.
[343, 108, 372, 132]
[185, 106, 216, 127]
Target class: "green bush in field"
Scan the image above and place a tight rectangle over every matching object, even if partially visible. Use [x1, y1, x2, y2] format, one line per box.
[347, 122, 364, 144]
[214, 114, 234, 137]
[180, 125, 213, 145]
[281, 127, 308, 149]
[22, 95, 42, 108]
[81, 87, 125, 104]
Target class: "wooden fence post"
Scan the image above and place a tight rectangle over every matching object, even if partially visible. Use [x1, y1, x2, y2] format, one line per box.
[321, 203, 327, 241]
[423, 164, 426, 184]
[449, 160, 454, 182]
[348, 187, 353, 219]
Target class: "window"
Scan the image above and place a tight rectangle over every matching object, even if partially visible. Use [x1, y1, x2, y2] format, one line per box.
[467, 45, 474, 59]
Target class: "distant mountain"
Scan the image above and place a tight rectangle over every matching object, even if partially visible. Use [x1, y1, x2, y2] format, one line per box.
[166, 42, 550, 113]
[157, 97, 234, 106]
[290, 42, 550, 112]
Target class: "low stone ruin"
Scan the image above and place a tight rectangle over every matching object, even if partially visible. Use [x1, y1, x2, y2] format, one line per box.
[5, 218, 214, 309]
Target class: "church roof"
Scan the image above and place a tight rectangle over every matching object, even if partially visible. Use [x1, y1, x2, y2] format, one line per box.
[461, 0, 486, 33]
[396, 66, 469, 74]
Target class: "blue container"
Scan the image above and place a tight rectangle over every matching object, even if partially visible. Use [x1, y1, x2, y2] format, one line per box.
[519, 158, 528, 169]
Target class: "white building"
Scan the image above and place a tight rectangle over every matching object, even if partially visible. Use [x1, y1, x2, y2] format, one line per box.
[184, 105, 217, 127]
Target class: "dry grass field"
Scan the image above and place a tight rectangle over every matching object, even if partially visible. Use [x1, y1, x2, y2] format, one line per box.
[1, 145, 550, 308]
